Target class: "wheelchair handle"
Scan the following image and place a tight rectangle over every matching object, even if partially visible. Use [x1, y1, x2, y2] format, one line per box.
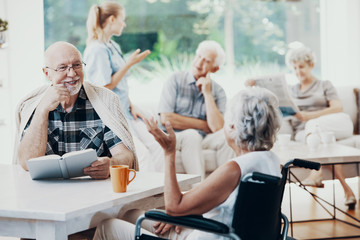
[252, 172, 281, 184]
[293, 158, 321, 170]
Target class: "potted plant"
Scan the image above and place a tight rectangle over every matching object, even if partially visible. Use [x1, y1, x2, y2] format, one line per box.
[0, 18, 8, 48]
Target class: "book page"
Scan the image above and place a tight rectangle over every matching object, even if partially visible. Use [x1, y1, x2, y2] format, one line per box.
[253, 74, 299, 116]
[27, 155, 63, 180]
[63, 149, 97, 178]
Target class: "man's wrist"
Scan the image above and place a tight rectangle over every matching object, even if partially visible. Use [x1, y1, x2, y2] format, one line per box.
[164, 151, 176, 158]
[202, 91, 213, 98]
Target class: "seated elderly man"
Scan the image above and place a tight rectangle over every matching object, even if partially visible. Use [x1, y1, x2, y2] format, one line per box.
[14, 41, 138, 178]
[158, 40, 234, 180]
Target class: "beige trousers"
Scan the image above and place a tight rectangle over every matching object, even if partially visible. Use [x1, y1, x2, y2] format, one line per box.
[175, 129, 205, 180]
[176, 129, 235, 181]
[131, 119, 165, 172]
[294, 112, 354, 142]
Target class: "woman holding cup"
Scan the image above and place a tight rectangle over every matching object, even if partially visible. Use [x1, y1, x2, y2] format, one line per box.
[284, 45, 355, 207]
[93, 87, 283, 239]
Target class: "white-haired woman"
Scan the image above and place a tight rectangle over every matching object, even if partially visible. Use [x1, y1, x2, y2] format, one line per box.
[93, 87, 282, 240]
[84, 2, 164, 172]
[285, 45, 355, 207]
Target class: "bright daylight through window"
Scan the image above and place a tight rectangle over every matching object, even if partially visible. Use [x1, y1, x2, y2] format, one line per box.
[44, 0, 320, 100]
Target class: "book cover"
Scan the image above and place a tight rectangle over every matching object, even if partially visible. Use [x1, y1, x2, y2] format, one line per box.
[27, 149, 97, 180]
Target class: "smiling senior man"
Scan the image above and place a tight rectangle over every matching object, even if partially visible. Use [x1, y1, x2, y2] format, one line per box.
[14, 41, 137, 179]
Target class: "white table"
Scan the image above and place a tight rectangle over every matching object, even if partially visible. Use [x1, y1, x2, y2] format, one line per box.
[0, 164, 200, 240]
[272, 142, 360, 239]
[272, 141, 360, 165]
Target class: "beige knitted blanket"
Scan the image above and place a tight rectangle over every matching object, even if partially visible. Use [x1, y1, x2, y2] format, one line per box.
[13, 81, 138, 170]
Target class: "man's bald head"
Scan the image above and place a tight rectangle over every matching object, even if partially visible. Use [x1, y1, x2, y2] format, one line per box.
[44, 41, 82, 68]
[42, 41, 84, 96]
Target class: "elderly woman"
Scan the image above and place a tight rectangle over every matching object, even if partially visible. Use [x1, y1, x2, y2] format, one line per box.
[285, 45, 355, 207]
[93, 87, 282, 240]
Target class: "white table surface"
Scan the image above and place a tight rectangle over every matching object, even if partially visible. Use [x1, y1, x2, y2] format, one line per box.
[0, 164, 200, 240]
[272, 141, 360, 165]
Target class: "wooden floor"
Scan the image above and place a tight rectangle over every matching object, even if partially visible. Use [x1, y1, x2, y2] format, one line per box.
[282, 177, 360, 239]
[1, 178, 360, 240]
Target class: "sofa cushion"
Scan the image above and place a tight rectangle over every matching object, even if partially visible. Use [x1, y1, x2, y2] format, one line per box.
[336, 86, 358, 130]
[354, 88, 360, 134]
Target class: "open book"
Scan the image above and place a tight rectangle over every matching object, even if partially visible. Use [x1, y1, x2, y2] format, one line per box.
[27, 149, 97, 180]
[252, 74, 299, 117]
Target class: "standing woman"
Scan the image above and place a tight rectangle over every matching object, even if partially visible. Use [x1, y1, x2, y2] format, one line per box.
[84, 2, 163, 172]
[84, 2, 149, 121]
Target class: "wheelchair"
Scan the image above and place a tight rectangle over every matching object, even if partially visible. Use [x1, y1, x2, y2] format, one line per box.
[134, 158, 320, 240]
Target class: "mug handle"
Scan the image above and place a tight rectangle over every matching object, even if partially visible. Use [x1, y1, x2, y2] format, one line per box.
[128, 169, 136, 184]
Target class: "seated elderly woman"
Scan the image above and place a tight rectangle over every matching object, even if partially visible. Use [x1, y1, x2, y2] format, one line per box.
[92, 87, 282, 240]
[284, 45, 355, 208]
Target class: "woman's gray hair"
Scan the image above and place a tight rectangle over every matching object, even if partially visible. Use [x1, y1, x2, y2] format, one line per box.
[225, 87, 282, 151]
[285, 46, 316, 67]
[196, 40, 225, 67]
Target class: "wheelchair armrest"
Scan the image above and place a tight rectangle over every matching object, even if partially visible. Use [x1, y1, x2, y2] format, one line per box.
[283, 158, 321, 171]
[293, 158, 321, 170]
[144, 210, 230, 234]
[252, 172, 281, 183]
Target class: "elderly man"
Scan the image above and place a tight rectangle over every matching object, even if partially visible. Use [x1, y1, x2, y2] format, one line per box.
[158, 40, 232, 180]
[14, 41, 137, 179]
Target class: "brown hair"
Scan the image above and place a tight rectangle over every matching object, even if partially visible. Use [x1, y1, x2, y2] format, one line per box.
[86, 2, 124, 45]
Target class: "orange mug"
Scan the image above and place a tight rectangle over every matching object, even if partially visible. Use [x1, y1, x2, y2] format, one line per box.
[110, 165, 136, 193]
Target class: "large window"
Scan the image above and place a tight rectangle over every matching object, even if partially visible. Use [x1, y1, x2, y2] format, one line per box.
[44, 0, 320, 100]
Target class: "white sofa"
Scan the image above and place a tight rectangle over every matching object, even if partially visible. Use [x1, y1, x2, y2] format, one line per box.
[140, 85, 360, 177]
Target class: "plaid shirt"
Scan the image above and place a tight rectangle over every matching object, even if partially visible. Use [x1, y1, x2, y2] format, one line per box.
[23, 87, 122, 157]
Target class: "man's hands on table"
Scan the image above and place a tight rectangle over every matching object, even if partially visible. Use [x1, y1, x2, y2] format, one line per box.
[84, 157, 111, 179]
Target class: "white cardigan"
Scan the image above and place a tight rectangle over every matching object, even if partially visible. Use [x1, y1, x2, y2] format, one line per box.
[13, 81, 138, 170]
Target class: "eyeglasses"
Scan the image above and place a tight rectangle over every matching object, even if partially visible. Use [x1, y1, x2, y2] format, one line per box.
[46, 62, 86, 72]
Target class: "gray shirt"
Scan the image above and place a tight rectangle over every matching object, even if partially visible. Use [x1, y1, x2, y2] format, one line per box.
[158, 71, 227, 136]
[290, 79, 338, 112]
[290, 79, 339, 132]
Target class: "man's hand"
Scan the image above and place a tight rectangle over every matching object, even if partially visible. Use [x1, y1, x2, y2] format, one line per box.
[127, 49, 151, 66]
[84, 157, 110, 179]
[144, 118, 176, 155]
[196, 73, 212, 95]
[153, 222, 182, 235]
[37, 84, 70, 114]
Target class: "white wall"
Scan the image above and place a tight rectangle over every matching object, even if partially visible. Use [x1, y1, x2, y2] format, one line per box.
[320, 0, 360, 86]
[0, 0, 44, 164]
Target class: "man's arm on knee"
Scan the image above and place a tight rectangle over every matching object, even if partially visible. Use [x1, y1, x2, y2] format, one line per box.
[160, 112, 211, 133]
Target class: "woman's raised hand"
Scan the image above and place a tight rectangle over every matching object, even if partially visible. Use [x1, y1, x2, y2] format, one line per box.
[144, 118, 176, 155]
[128, 49, 151, 66]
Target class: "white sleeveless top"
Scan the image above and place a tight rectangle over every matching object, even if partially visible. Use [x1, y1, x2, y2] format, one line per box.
[187, 151, 281, 240]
